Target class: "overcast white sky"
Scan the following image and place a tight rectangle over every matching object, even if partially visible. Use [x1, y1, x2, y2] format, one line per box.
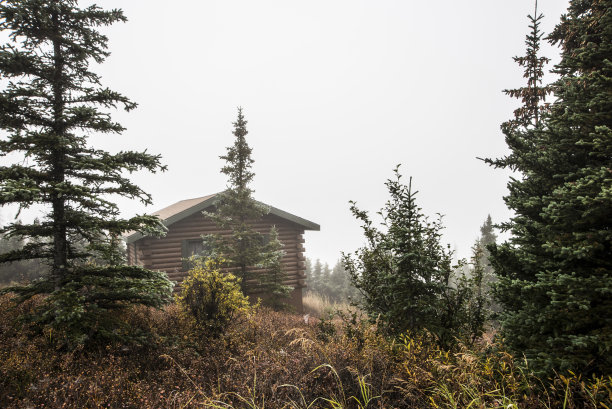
[2, 0, 571, 266]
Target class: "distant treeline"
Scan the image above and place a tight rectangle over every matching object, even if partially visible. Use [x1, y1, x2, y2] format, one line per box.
[0, 219, 47, 285]
[304, 258, 360, 303]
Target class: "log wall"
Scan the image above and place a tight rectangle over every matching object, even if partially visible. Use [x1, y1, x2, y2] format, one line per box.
[126, 211, 307, 311]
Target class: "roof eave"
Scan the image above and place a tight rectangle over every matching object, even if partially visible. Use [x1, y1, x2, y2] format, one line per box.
[125, 195, 219, 244]
[125, 194, 320, 244]
[267, 205, 320, 231]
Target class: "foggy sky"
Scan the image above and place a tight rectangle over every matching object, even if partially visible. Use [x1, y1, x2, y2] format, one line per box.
[2, 0, 570, 266]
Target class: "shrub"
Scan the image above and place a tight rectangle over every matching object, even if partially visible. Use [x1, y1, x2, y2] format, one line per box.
[344, 167, 485, 348]
[1, 293, 610, 408]
[176, 258, 250, 338]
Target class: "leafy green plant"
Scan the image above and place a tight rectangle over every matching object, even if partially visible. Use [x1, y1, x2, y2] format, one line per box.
[176, 257, 251, 338]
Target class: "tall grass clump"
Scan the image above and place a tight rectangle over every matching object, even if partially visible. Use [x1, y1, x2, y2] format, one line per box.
[303, 291, 351, 318]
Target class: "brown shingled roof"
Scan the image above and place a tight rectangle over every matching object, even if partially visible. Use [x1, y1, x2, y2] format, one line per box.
[125, 193, 319, 244]
[152, 194, 217, 221]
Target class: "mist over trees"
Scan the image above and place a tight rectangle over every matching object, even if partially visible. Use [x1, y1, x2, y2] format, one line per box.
[0, 226, 46, 285]
[472, 214, 499, 315]
[0, 0, 608, 390]
[304, 257, 360, 303]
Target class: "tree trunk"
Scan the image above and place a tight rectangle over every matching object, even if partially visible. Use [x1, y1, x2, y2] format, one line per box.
[51, 12, 67, 290]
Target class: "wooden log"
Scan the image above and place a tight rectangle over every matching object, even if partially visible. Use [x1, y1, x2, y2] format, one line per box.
[147, 226, 300, 237]
[159, 223, 300, 234]
[151, 229, 299, 239]
[149, 253, 182, 262]
[141, 237, 302, 251]
[151, 243, 302, 255]
[144, 247, 302, 263]
[150, 261, 182, 269]
[150, 259, 304, 272]
[166, 266, 304, 278]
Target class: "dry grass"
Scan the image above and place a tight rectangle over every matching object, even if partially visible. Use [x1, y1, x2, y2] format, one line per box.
[302, 291, 351, 318]
[0, 293, 610, 408]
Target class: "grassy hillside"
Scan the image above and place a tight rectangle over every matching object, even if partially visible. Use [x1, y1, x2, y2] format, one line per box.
[1, 293, 609, 408]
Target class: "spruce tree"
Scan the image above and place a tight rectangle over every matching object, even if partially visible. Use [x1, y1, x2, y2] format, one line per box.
[479, 215, 497, 250]
[503, 2, 552, 130]
[204, 108, 289, 306]
[0, 0, 172, 344]
[329, 261, 346, 301]
[309, 258, 323, 294]
[320, 262, 332, 298]
[344, 167, 481, 348]
[476, 215, 499, 314]
[304, 257, 313, 284]
[489, 0, 611, 375]
[477, 215, 497, 282]
[258, 227, 292, 309]
[466, 243, 487, 343]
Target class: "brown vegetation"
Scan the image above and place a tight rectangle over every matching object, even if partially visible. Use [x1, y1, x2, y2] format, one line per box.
[0, 293, 609, 408]
[302, 291, 351, 318]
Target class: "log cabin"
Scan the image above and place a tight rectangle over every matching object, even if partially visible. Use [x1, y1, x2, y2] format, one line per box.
[125, 193, 320, 311]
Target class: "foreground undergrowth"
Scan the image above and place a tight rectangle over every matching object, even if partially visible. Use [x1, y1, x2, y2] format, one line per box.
[0, 294, 609, 408]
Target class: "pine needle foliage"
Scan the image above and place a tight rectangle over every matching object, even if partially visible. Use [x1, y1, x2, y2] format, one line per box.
[0, 0, 172, 346]
[488, 0, 612, 375]
[257, 226, 292, 309]
[344, 166, 485, 348]
[503, 1, 552, 131]
[466, 243, 487, 344]
[474, 215, 500, 316]
[203, 108, 289, 307]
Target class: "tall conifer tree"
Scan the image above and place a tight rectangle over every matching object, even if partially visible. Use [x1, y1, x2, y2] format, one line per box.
[488, 0, 611, 375]
[0, 0, 172, 344]
[479, 215, 497, 251]
[310, 258, 323, 293]
[475, 215, 499, 314]
[204, 108, 267, 285]
[204, 108, 290, 305]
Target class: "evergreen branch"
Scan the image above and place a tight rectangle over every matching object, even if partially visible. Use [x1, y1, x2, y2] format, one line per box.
[0, 242, 50, 263]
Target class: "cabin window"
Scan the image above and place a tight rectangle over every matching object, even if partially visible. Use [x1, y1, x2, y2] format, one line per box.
[181, 239, 208, 271]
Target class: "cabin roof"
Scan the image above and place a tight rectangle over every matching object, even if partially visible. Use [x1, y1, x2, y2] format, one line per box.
[125, 193, 320, 244]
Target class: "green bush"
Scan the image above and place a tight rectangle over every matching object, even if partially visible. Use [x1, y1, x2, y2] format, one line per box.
[344, 167, 485, 349]
[176, 258, 250, 338]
